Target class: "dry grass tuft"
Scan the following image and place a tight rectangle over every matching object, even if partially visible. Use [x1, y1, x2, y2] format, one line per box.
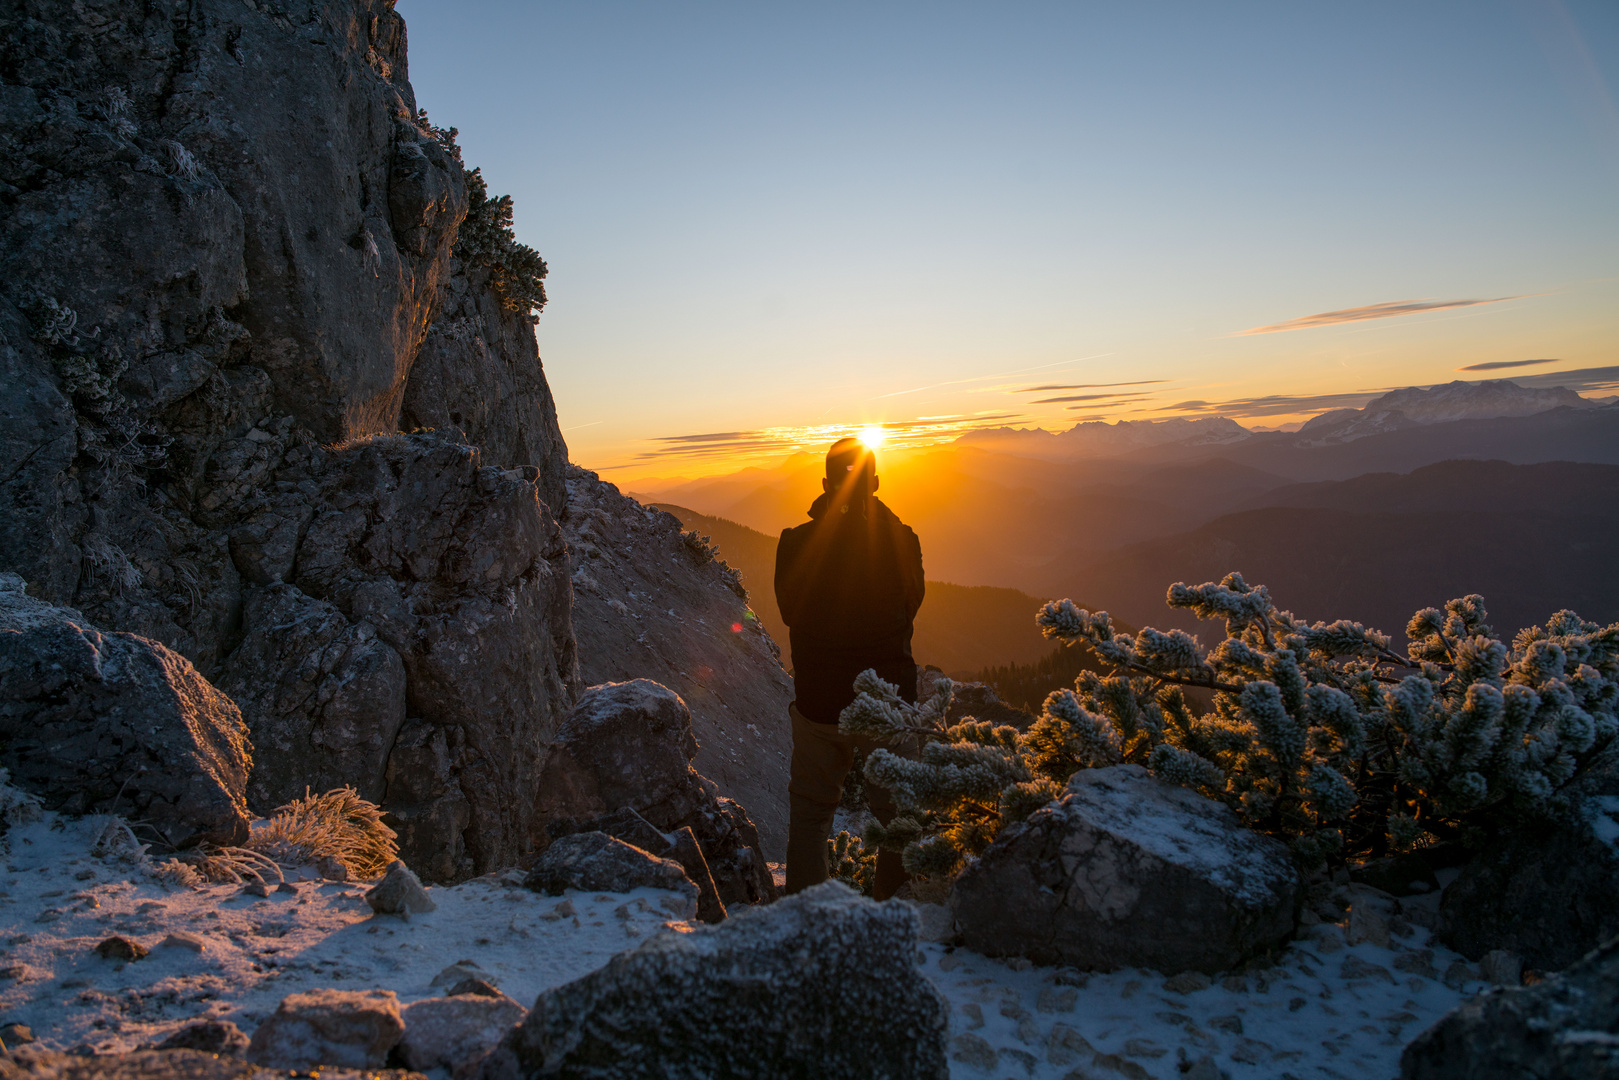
[248, 787, 398, 881]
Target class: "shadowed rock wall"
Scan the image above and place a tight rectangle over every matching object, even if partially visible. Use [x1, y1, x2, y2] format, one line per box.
[0, 0, 578, 879]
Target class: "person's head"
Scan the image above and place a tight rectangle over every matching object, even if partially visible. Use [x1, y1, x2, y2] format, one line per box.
[823, 437, 879, 499]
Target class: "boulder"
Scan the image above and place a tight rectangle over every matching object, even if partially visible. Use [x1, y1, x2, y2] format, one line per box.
[537, 680, 777, 909]
[523, 832, 697, 915]
[1400, 936, 1619, 1080]
[1440, 745, 1619, 971]
[547, 806, 727, 923]
[365, 861, 437, 917]
[0, 575, 251, 848]
[245, 989, 405, 1070]
[952, 765, 1299, 973]
[398, 995, 526, 1079]
[476, 881, 950, 1080]
[563, 469, 795, 859]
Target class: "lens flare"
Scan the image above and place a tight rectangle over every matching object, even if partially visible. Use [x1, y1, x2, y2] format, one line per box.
[858, 425, 887, 449]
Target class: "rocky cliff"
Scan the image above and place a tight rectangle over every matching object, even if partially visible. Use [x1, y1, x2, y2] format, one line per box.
[0, 0, 576, 878]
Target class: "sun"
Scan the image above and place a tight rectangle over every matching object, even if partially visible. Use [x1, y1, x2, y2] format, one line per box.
[858, 425, 887, 449]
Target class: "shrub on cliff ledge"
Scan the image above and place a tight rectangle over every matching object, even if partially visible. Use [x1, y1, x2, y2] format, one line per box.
[426, 118, 548, 321]
[841, 574, 1618, 880]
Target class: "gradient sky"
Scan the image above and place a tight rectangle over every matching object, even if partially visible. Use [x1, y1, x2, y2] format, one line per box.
[398, 1, 1619, 481]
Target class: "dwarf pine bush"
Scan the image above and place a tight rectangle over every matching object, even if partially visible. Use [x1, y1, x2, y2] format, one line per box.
[843, 573, 1618, 876]
[423, 118, 549, 321]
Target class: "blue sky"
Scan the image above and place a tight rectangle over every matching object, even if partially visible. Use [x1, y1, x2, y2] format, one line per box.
[397, 1, 1619, 479]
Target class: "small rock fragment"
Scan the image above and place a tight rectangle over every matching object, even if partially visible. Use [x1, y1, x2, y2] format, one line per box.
[1341, 955, 1396, 983]
[949, 1033, 997, 1069]
[94, 935, 149, 961]
[1209, 1014, 1243, 1034]
[152, 1019, 249, 1055]
[447, 978, 504, 999]
[1346, 904, 1391, 948]
[1037, 985, 1078, 1013]
[276, 881, 299, 895]
[1, 1023, 35, 1046]
[1047, 1023, 1096, 1066]
[1162, 970, 1212, 994]
[365, 860, 436, 917]
[430, 960, 488, 988]
[959, 1002, 984, 1030]
[1479, 949, 1523, 987]
[242, 880, 271, 898]
[158, 932, 208, 954]
[539, 898, 577, 921]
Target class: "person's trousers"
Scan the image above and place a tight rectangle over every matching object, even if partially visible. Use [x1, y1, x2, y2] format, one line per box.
[785, 703, 909, 900]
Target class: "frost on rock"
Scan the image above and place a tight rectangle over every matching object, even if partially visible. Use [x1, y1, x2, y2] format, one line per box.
[245, 989, 404, 1070]
[952, 765, 1298, 974]
[0, 573, 251, 848]
[477, 881, 949, 1080]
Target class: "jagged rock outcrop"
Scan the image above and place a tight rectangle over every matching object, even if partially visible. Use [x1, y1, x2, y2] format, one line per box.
[0, 573, 250, 848]
[564, 467, 793, 857]
[476, 882, 950, 1080]
[536, 679, 778, 909]
[1400, 936, 1619, 1080]
[211, 431, 577, 879]
[952, 765, 1299, 973]
[0, 1, 579, 881]
[399, 261, 567, 516]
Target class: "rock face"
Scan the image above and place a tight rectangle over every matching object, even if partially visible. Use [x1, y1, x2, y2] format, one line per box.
[1440, 746, 1619, 972]
[0, 574, 250, 847]
[0, 1, 577, 882]
[1400, 936, 1619, 1080]
[564, 468, 794, 858]
[952, 765, 1299, 973]
[476, 881, 950, 1080]
[245, 989, 405, 1070]
[212, 431, 577, 879]
[536, 680, 778, 910]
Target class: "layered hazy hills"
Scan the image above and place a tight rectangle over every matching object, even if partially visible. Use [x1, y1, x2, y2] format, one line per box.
[651, 504, 1061, 677]
[631, 384, 1619, 679]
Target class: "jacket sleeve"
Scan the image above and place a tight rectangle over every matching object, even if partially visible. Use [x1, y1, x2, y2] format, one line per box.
[901, 526, 925, 620]
[774, 528, 802, 628]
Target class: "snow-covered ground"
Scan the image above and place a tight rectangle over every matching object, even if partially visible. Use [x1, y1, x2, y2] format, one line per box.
[1, 810, 1484, 1078]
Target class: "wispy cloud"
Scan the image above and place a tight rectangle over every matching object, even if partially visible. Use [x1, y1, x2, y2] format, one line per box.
[634, 415, 1027, 461]
[1013, 379, 1169, 393]
[1457, 358, 1560, 372]
[1511, 365, 1619, 395]
[1237, 296, 1521, 336]
[1031, 392, 1158, 405]
[1159, 390, 1386, 418]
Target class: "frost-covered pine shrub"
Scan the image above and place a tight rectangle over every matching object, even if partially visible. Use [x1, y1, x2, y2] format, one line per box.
[828, 830, 876, 895]
[843, 573, 1618, 874]
[424, 117, 549, 321]
[840, 672, 1062, 881]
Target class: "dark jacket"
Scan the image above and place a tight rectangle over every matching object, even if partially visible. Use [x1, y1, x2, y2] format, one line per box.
[774, 491, 925, 723]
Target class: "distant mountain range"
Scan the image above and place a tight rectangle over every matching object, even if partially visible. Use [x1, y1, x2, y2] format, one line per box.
[627, 381, 1619, 683]
[1294, 380, 1595, 444]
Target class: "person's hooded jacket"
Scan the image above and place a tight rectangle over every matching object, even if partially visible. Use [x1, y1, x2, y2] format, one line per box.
[774, 490, 925, 723]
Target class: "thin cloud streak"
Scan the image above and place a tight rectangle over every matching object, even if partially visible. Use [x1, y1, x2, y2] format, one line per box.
[1031, 392, 1157, 405]
[1160, 390, 1386, 418]
[1458, 358, 1560, 371]
[1236, 296, 1522, 336]
[635, 414, 1027, 461]
[872, 353, 1116, 398]
[1013, 379, 1169, 393]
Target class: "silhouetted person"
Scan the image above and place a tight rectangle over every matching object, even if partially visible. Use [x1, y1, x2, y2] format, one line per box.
[775, 437, 924, 899]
